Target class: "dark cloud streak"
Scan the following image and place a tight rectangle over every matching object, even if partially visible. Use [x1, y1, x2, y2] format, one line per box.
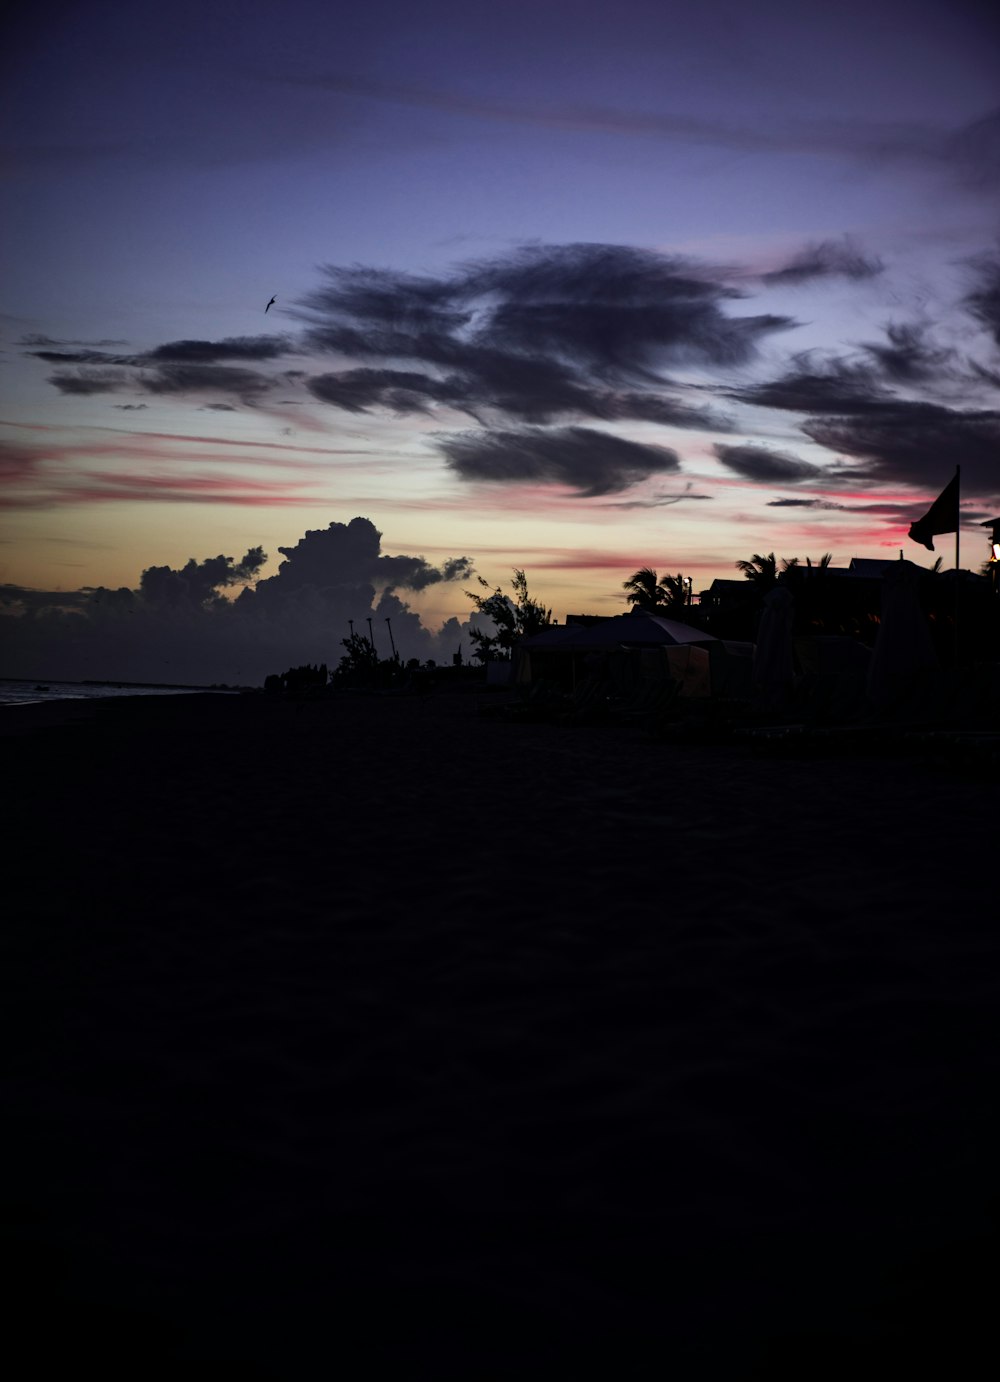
[35, 335, 293, 405]
[762, 237, 883, 286]
[713, 443, 820, 482]
[964, 251, 1000, 347]
[296, 243, 772, 492]
[437, 425, 680, 497]
[804, 403, 1000, 494]
[860, 323, 952, 384]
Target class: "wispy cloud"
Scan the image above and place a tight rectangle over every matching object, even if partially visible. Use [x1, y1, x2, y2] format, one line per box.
[964, 250, 1000, 347]
[0, 420, 378, 511]
[17, 238, 1000, 510]
[278, 68, 1000, 188]
[29, 335, 295, 406]
[761, 237, 883, 287]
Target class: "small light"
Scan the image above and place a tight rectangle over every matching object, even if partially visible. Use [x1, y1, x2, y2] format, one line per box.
[992, 542, 1000, 562]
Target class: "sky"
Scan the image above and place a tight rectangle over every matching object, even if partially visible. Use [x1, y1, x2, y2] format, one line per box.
[2, 0, 999, 682]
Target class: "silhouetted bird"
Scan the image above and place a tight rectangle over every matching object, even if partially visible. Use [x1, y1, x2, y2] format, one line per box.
[265, 295, 276, 313]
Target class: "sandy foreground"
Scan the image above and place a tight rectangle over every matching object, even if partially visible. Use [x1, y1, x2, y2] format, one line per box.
[3, 689, 998, 1377]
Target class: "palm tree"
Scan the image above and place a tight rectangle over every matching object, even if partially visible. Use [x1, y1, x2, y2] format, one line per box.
[736, 552, 804, 588]
[735, 552, 779, 587]
[622, 567, 690, 614]
[622, 567, 663, 609]
[657, 572, 690, 614]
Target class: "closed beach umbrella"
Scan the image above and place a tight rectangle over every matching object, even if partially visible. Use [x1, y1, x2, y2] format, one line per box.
[866, 560, 937, 709]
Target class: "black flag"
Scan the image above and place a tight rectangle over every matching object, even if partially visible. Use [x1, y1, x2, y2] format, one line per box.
[908, 471, 960, 551]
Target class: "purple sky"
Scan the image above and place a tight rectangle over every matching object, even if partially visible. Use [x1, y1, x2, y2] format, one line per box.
[2, 0, 999, 682]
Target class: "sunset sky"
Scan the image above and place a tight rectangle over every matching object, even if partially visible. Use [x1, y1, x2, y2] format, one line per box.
[3, 0, 999, 682]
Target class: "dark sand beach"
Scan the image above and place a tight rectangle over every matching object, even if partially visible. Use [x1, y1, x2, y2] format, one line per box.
[4, 689, 998, 1377]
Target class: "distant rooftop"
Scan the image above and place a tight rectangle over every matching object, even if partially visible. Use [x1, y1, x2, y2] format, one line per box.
[845, 557, 897, 578]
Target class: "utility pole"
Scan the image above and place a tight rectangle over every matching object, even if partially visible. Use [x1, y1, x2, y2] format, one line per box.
[385, 617, 397, 661]
[366, 616, 376, 657]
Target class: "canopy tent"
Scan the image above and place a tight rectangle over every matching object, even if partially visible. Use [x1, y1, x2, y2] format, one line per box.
[518, 611, 717, 654]
[514, 612, 717, 694]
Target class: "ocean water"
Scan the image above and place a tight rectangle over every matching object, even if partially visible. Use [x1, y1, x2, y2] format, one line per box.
[0, 678, 241, 708]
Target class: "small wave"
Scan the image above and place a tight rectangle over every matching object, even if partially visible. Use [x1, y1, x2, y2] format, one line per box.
[0, 680, 228, 707]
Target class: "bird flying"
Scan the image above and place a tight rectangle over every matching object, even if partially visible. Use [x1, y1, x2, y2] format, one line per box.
[265, 295, 276, 313]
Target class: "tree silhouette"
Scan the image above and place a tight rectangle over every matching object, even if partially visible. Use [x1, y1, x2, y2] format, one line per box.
[333, 631, 379, 683]
[735, 552, 800, 588]
[622, 566, 662, 609]
[622, 567, 689, 614]
[465, 568, 552, 662]
[735, 552, 778, 587]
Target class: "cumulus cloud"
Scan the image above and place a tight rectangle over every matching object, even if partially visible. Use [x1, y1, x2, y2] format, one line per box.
[713, 443, 820, 482]
[374, 552, 475, 590]
[246, 517, 471, 600]
[437, 425, 680, 496]
[0, 517, 477, 684]
[139, 548, 266, 606]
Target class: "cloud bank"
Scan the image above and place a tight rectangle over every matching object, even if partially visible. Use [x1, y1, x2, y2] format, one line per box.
[20, 238, 1000, 516]
[0, 518, 475, 684]
[296, 242, 782, 492]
